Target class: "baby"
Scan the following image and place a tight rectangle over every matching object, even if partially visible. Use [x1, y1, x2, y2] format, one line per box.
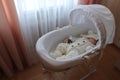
[49, 30, 98, 60]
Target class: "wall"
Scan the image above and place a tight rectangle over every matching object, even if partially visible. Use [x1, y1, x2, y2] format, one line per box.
[101, 0, 120, 48]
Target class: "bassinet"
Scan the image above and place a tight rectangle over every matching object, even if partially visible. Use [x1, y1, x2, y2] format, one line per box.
[36, 4, 115, 79]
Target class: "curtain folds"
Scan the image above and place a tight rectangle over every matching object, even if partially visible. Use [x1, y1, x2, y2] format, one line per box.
[14, 0, 78, 63]
[0, 0, 31, 77]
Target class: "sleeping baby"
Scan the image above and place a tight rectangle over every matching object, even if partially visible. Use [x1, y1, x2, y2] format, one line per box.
[49, 30, 98, 60]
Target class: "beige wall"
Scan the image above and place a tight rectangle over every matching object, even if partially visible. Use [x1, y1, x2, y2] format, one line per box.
[101, 0, 120, 48]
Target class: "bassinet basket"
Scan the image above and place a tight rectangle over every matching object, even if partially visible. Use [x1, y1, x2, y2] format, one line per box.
[36, 4, 115, 80]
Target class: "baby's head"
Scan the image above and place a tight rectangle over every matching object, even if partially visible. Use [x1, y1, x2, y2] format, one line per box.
[87, 38, 98, 45]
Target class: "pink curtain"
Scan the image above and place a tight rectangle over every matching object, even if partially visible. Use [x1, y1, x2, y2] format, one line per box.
[0, 0, 32, 77]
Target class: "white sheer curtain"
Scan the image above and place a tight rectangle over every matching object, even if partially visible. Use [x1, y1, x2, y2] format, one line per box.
[14, 0, 78, 63]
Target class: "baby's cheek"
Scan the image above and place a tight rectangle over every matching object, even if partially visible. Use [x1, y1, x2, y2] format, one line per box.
[88, 38, 97, 45]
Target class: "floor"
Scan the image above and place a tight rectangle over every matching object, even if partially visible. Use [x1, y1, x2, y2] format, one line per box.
[2, 45, 120, 80]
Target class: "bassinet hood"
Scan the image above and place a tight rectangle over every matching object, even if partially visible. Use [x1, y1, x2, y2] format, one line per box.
[69, 4, 115, 44]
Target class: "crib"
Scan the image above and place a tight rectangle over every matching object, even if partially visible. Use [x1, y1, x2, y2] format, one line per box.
[36, 4, 115, 80]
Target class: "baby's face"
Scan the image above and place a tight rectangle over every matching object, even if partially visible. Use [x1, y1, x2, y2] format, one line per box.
[87, 38, 97, 45]
[67, 38, 88, 52]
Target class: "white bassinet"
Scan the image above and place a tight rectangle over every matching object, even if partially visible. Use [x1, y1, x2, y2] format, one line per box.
[36, 4, 115, 79]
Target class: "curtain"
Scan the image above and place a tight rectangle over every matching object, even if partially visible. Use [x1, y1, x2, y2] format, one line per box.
[14, 0, 78, 63]
[0, 0, 31, 77]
